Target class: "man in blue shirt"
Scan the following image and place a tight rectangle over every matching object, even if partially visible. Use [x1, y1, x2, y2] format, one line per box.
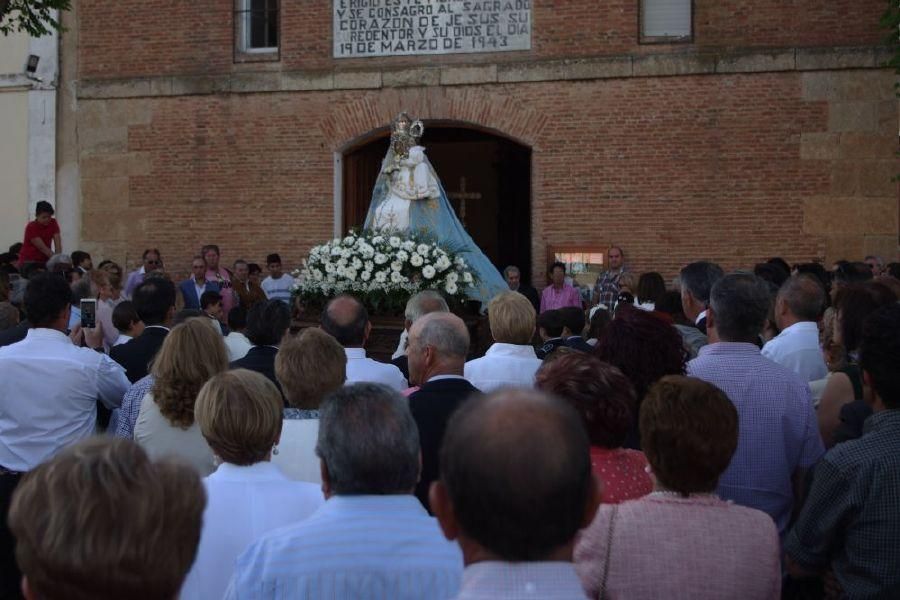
[226, 383, 463, 599]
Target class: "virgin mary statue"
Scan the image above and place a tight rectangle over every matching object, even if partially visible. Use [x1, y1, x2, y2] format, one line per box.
[363, 113, 508, 307]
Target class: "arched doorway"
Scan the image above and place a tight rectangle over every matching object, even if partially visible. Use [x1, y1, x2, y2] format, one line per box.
[341, 126, 533, 285]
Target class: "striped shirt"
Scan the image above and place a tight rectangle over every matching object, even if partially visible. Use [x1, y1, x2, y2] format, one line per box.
[111, 374, 155, 439]
[687, 342, 824, 534]
[225, 494, 463, 600]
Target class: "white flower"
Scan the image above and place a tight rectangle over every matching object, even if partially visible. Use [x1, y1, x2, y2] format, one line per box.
[463, 272, 473, 284]
[390, 271, 404, 283]
[445, 281, 458, 295]
[345, 268, 358, 280]
[410, 253, 424, 267]
[389, 236, 401, 248]
[336, 258, 347, 268]
[331, 247, 343, 256]
[351, 257, 362, 269]
[343, 235, 355, 246]
[454, 256, 465, 267]
[396, 250, 409, 262]
[422, 265, 436, 279]
[401, 240, 416, 252]
[375, 271, 387, 283]
[390, 261, 402, 272]
[372, 235, 384, 245]
[361, 270, 371, 281]
[374, 253, 388, 265]
[446, 271, 459, 283]
[324, 263, 335, 274]
[417, 244, 430, 256]
[364, 261, 374, 271]
[436, 257, 451, 272]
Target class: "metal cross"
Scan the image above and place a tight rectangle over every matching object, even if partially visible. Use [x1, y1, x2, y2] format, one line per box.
[448, 177, 482, 228]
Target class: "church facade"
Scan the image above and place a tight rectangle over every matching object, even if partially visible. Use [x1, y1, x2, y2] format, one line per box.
[60, 0, 898, 283]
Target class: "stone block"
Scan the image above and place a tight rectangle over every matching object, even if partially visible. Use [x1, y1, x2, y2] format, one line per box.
[382, 67, 440, 88]
[801, 72, 838, 101]
[171, 76, 231, 96]
[282, 71, 334, 91]
[149, 77, 174, 97]
[80, 152, 151, 180]
[81, 177, 129, 210]
[440, 64, 498, 86]
[333, 70, 382, 90]
[800, 132, 840, 160]
[796, 47, 875, 71]
[828, 102, 878, 132]
[823, 234, 866, 264]
[804, 195, 897, 235]
[839, 133, 898, 160]
[833, 70, 898, 102]
[498, 61, 568, 83]
[829, 162, 861, 195]
[79, 124, 128, 154]
[863, 235, 899, 260]
[877, 99, 899, 132]
[564, 57, 633, 80]
[716, 50, 795, 74]
[632, 53, 716, 78]
[858, 161, 899, 197]
[230, 72, 281, 93]
[78, 78, 151, 100]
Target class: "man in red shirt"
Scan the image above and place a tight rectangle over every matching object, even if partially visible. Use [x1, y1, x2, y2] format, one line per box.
[18, 202, 61, 268]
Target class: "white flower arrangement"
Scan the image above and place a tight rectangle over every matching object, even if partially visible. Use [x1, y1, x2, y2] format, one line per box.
[292, 230, 478, 314]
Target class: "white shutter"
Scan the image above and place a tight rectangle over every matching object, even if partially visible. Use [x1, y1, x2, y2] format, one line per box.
[642, 0, 692, 39]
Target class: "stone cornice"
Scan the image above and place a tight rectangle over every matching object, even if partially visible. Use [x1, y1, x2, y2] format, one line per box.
[77, 45, 895, 100]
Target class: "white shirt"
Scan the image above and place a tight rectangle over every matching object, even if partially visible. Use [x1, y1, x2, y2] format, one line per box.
[193, 280, 207, 303]
[761, 321, 828, 383]
[113, 333, 132, 346]
[261, 274, 295, 304]
[696, 309, 708, 326]
[271, 418, 322, 484]
[134, 392, 217, 476]
[344, 347, 408, 390]
[0, 328, 130, 471]
[464, 343, 543, 393]
[224, 330, 253, 361]
[180, 462, 324, 600]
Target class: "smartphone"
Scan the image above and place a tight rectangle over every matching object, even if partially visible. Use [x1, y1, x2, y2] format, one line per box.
[80, 298, 97, 329]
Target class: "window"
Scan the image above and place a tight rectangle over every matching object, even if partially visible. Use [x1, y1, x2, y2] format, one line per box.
[235, 0, 279, 58]
[640, 0, 692, 43]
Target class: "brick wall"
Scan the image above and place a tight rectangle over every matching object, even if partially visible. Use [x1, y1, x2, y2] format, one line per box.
[75, 69, 898, 282]
[78, 0, 887, 79]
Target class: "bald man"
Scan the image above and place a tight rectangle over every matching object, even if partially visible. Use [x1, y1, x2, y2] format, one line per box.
[761, 274, 828, 383]
[430, 389, 600, 599]
[407, 312, 481, 513]
[321, 295, 407, 391]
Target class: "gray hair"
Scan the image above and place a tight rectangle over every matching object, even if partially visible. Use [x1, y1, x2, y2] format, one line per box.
[404, 290, 448, 323]
[46, 253, 72, 272]
[503, 265, 521, 279]
[315, 383, 420, 495]
[709, 273, 772, 342]
[778, 274, 826, 322]
[71, 278, 95, 303]
[680, 261, 725, 305]
[418, 313, 469, 359]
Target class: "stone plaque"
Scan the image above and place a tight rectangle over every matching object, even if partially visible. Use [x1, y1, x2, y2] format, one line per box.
[334, 0, 532, 58]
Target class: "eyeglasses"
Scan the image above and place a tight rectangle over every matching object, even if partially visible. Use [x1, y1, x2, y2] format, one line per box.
[146, 260, 160, 266]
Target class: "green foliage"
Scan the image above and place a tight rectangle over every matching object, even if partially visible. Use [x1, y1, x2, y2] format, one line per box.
[0, 0, 71, 37]
[881, 1, 900, 79]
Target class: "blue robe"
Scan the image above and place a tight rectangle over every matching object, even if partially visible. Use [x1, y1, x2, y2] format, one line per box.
[363, 149, 508, 309]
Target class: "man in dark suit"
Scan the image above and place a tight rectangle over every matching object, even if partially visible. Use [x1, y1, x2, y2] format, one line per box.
[504, 265, 540, 314]
[680, 261, 724, 336]
[178, 255, 220, 310]
[407, 312, 480, 513]
[536, 309, 566, 359]
[230, 299, 290, 401]
[391, 290, 449, 381]
[559, 306, 593, 353]
[110, 278, 176, 383]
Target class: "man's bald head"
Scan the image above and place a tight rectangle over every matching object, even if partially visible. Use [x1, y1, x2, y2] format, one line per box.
[321, 295, 369, 347]
[436, 389, 594, 561]
[777, 273, 826, 325]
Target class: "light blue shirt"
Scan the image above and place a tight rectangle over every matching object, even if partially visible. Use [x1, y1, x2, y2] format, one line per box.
[225, 494, 463, 599]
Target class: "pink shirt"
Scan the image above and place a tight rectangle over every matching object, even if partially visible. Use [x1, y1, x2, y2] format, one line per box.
[590, 447, 653, 504]
[574, 494, 781, 600]
[540, 284, 582, 313]
[207, 267, 235, 315]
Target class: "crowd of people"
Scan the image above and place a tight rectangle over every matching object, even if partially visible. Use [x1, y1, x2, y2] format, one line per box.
[1, 206, 899, 599]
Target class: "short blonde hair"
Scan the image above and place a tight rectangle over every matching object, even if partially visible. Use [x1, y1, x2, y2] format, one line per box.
[151, 318, 229, 428]
[488, 291, 535, 345]
[275, 328, 347, 410]
[195, 369, 283, 466]
[618, 272, 639, 292]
